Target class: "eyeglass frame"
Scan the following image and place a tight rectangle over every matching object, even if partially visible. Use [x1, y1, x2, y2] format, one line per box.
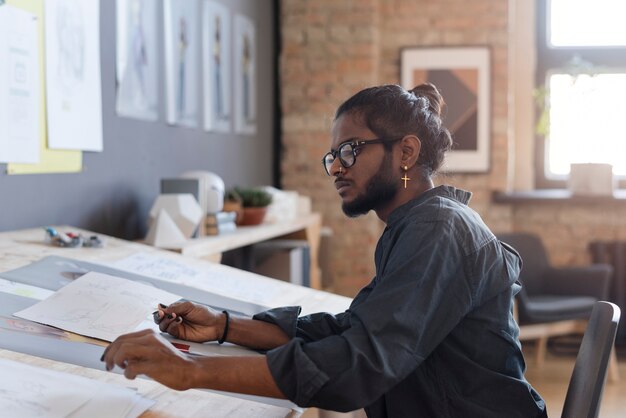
[321, 137, 403, 176]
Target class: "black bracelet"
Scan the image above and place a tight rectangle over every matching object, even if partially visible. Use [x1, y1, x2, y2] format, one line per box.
[218, 310, 230, 344]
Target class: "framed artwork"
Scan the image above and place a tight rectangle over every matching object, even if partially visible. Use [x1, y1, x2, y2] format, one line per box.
[115, 0, 159, 121]
[233, 13, 256, 135]
[164, 0, 199, 127]
[401, 47, 490, 173]
[202, 1, 231, 133]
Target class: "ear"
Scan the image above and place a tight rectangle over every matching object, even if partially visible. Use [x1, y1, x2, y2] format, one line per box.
[399, 135, 421, 167]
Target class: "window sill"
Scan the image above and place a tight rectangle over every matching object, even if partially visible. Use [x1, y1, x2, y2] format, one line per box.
[492, 189, 626, 204]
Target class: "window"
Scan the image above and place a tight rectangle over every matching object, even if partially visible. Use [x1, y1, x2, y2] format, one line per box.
[536, 0, 626, 188]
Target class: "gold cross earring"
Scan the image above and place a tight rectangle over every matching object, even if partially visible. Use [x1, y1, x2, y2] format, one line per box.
[401, 165, 410, 189]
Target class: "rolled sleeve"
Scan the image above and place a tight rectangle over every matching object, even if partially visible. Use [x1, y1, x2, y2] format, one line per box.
[253, 306, 301, 338]
[266, 338, 331, 406]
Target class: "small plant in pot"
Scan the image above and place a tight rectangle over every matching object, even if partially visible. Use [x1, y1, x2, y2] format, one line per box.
[232, 187, 273, 226]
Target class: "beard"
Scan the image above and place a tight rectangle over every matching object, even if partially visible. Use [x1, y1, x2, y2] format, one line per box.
[342, 152, 399, 217]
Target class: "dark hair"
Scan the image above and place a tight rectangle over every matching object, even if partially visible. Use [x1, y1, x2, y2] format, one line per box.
[334, 83, 453, 177]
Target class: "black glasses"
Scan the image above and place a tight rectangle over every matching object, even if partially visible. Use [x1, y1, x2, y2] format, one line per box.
[322, 138, 401, 176]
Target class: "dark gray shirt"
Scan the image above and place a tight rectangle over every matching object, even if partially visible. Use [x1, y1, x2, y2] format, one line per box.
[254, 186, 546, 417]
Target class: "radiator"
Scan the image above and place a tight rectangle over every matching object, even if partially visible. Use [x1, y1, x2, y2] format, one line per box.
[589, 241, 626, 343]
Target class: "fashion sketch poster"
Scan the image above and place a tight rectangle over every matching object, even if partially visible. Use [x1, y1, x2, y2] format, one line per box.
[164, 0, 199, 127]
[115, 0, 159, 121]
[202, 1, 231, 133]
[45, 0, 103, 151]
[233, 13, 256, 135]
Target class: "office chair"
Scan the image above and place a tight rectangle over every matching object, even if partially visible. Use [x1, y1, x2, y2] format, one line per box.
[561, 301, 620, 418]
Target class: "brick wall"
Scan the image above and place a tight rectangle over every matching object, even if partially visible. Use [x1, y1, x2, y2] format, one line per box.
[279, 0, 512, 295]
[279, 0, 623, 296]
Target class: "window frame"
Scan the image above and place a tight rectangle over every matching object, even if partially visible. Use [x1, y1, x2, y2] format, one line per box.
[535, 0, 626, 189]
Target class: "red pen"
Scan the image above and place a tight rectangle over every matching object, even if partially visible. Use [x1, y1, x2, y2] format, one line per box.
[171, 342, 190, 353]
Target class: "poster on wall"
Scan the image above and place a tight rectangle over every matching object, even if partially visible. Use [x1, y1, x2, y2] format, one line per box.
[164, 0, 199, 128]
[202, 1, 231, 133]
[0, 5, 40, 164]
[45, 0, 103, 152]
[5, 0, 82, 175]
[233, 13, 256, 135]
[401, 47, 490, 173]
[115, 0, 159, 121]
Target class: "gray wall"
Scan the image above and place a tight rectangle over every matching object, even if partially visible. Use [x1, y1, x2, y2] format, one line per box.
[0, 0, 276, 239]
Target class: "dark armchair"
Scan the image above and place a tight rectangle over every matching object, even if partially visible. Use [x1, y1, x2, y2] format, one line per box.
[497, 233, 618, 381]
[497, 232, 612, 324]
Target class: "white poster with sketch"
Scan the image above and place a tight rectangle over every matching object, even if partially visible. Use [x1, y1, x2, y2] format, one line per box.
[202, 1, 231, 133]
[164, 0, 199, 127]
[14, 272, 181, 342]
[115, 0, 159, 121]
[45, 0, 103, 151]
[0, 5, 39, 163]
[234, 14, 256, 135]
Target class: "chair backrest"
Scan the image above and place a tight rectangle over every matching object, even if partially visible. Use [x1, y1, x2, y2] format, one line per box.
[561, 301, 620, 418]
[497, 233, 550, 296]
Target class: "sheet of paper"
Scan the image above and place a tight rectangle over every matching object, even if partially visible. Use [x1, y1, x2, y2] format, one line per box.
[6, 0, 82, 175]
[68, 389, 154, 418]
[0, 277, 53, 300]
[0, 357, 94, 417]
[113, 252, 279, 305]
[0, 357, 154, 418]
[45, 0, 103, 151]
[0, 4, 40, 163]
[113, 251, 205, 283]
[13, 271, 181, 341]
[112, 252, 352, 315]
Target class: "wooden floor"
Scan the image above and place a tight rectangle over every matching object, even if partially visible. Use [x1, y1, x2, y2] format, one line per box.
[523, 344, 626, 417]
[303, 344, 626, 418]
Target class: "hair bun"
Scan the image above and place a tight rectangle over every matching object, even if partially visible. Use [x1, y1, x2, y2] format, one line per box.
[410, 83, 445, 117]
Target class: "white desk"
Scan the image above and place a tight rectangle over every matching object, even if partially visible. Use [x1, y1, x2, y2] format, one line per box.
[158, 213, 323, 289]
[0, 349, 297, 418]
[0, 226, 352, 417]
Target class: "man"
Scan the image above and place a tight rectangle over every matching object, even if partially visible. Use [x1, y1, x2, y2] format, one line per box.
[103, 83, 547, 417]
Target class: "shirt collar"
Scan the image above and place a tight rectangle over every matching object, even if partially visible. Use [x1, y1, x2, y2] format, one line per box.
[386, 185, 472, 226]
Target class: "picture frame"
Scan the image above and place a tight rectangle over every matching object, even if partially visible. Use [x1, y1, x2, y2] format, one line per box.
[202, 1, 231, 133]
[164, 0, 199, 128]
[233, 13, 256, 135]
[115, 0, 159, 121]
[401, 47, 491, 173]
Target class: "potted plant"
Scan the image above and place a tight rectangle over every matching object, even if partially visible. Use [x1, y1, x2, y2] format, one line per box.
[232, 187, 273, 226]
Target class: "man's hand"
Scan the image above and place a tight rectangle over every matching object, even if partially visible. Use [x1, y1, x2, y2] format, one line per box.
[101, 329, 197, 390]
[154, 301, 225, 343]
[101, 329, 287, 399]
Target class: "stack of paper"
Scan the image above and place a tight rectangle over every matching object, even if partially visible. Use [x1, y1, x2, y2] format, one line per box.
[0, 358, 154, 417]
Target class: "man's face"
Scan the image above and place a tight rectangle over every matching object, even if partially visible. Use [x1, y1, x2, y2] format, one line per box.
[329, 114, 399, 217]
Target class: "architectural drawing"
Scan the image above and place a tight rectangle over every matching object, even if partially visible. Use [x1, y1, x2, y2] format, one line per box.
[13, 271, 181, 342]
